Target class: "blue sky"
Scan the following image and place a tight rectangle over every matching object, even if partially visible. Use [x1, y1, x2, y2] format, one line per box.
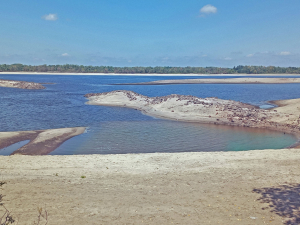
[1, 0, 300, 67]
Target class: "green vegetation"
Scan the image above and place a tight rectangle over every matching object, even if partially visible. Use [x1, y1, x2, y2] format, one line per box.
[1, 64, 300, 74]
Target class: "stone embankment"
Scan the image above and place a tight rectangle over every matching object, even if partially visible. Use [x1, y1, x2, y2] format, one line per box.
[0, 79, 45, 89]
[85, 90, 300, 137]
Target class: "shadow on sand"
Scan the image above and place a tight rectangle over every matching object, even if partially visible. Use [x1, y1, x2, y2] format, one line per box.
[253, 184, 300, 225]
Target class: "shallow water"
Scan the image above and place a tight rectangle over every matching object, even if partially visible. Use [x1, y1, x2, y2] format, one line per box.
[0, 140, 30, 156]
[0, 74, 299, 154]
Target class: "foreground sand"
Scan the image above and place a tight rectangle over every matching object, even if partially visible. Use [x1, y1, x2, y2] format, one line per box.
[121, 77, 300, 85]
[1, 149, 300, 224]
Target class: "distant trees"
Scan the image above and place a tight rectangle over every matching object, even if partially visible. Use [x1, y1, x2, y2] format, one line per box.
[0, 64, 300, 74]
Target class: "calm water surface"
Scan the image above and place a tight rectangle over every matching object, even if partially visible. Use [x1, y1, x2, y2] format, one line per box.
[0, 74, 299, 154]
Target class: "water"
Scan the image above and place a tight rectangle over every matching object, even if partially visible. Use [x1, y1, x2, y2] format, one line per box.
[0, 140, 30, 156]
[0, 74, 299, 154]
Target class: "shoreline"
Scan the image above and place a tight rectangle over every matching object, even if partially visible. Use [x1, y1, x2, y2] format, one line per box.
[0, 127, 86, 155]
[1, 72, 300, 76]
[85, 90, 300, 147]
[2, 79, 300, 224]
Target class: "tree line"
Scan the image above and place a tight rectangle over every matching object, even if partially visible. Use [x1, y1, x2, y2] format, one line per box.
[0, 64, 300, 74]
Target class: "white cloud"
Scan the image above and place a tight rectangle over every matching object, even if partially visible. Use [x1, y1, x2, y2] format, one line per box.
[224, 57, 232, 60]
[200, 5, 217, 15]
[42, 14, 58, 21]
[61, 53, 69, 57]
[247, 54, 254, 57]
[279, 51, 291, 56]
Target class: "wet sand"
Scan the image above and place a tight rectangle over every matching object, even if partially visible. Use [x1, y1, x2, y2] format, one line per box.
[119, 77, 300, 85]
[0, 79, 45, 89]
[0, 127, 86, 155]
[2, 149, 300, 224]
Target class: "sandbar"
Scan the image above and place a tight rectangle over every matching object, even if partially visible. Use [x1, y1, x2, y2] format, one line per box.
[0, 127, 86, 155]
[85, 91, 300, 144]
[0, 79, 45, 89]
[118, 77, 300, 85]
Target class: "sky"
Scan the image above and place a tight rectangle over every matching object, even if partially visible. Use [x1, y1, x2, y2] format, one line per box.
[1, 0, 300, 67]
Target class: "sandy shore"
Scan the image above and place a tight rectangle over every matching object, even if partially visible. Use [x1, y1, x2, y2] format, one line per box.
[1, 149, 300, 224]
[0, 79, 45, 89]
[0, 127, 86, 155]
[1, 72, 300, 76]
[119, 77, 300, 85]
[85, 91, 300, 142]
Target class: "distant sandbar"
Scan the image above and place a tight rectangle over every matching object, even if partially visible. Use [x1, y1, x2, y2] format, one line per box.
[1, 72, 300, 77]
[117, 77, 300, 85]
[0, 79, 45, 89]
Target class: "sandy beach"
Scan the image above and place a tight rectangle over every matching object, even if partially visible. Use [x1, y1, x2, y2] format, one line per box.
[119, 77, 300, 85]
[1, 149, 300, 224]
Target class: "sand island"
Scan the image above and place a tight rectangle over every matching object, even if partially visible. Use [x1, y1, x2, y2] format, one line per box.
[0, 79, 45, 89]
[85, 90, 300, 144]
